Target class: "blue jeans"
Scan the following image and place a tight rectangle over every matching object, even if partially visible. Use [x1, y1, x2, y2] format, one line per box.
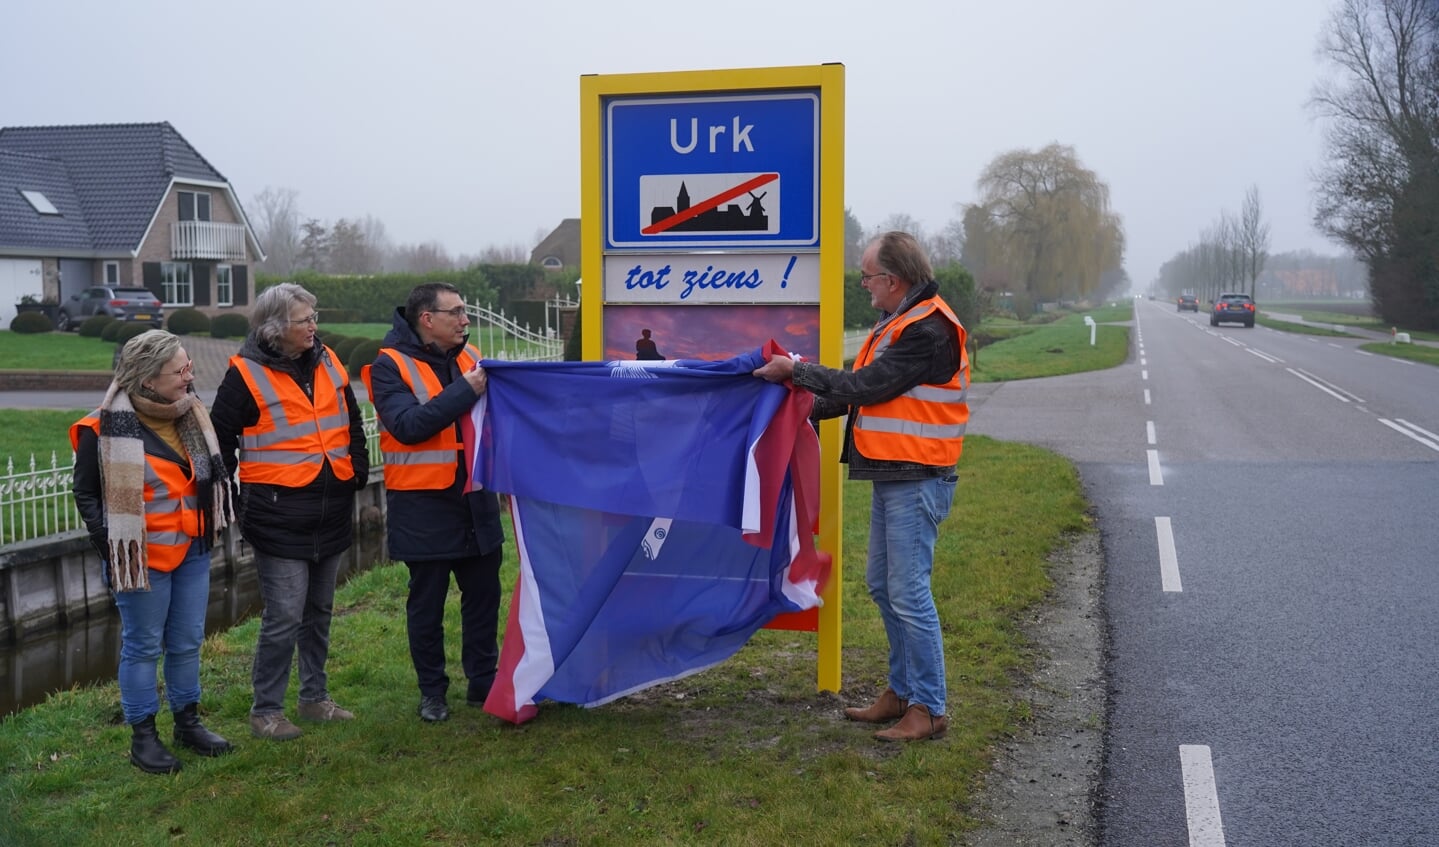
[251, 552, 341, 715]
[111, 541, 211, 725]
[866, 474, 958, 716]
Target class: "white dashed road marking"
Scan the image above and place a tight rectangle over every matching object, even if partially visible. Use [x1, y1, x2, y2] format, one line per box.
[1180, 745, 1228, 847]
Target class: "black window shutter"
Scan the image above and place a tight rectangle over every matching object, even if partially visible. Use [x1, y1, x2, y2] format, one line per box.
[178, 192, 194, 221]
[142, 262, 163, 299]
[198, 193, 211, 222]
[233, 265, 249, 306]
[193, 264, 211, 306]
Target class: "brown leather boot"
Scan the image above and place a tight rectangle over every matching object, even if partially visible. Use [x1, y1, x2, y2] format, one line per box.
[843, 688, 908, 723]
[874, 704, 949, 742]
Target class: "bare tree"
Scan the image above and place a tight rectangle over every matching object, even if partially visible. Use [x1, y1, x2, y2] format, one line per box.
[1238, 185, 1271, 296]
[476, 243, 531, 264]
[389, 242, 454, 274]
[1311, 0, 1439, 327]
[250, 187, 302, 275]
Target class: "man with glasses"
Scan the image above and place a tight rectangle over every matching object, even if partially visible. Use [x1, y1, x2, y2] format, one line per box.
[361, 283, 505, 723]
[754, 231, 969, 742]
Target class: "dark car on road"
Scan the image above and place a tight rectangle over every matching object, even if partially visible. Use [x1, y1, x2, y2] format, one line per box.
[57, 286, 164, 332]
[1211, 292, 1256, 328]
[1177, 293, 1199, 311]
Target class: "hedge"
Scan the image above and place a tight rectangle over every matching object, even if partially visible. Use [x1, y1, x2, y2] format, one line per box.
[79, 315, 115, 337]
[9, 311, 54, 334]
[167, 308, 211, 336]
[347, 340, 382, 378]
[211, 313, 250, 339]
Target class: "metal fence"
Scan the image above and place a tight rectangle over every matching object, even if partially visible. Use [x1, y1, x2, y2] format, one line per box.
[0, 409, 383, 549]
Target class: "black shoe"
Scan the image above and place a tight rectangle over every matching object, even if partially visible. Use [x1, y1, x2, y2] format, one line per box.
[418, 695, 450, 722]
[173, 703, 234, 757]
[130, 714, 183, 774]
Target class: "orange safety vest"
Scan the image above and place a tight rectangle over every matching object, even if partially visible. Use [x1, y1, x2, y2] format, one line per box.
[228, 347, 355, 486]
[360, 344, 480, 491]
[69, 414, 202, 572]
[851, 295, 970, 466]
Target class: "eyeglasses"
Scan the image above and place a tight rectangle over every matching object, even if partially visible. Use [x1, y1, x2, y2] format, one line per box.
[427, 306, 468, 319]
[288, 313, 319, 325]
[860, 271, 892, 285]
[165, 360, 194, 377]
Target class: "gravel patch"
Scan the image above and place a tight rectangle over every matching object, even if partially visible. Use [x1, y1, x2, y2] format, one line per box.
[964, 531, 1106, 846]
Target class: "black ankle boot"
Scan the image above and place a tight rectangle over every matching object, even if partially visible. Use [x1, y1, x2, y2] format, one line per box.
[130, 714, 182, 774]
[172, 703, 234, 757]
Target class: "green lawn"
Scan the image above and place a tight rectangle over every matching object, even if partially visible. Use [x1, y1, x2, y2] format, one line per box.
[0, 330, 115, 370]
[1, 437, 1087, 846]
[971, 311, 1130, 382]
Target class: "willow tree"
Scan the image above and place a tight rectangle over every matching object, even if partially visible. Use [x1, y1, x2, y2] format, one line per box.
[969, 143, 1125, 302]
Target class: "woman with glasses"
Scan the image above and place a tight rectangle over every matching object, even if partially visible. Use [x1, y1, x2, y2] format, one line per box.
[71, 329, 237, 773]
[210, 282, 369, 741]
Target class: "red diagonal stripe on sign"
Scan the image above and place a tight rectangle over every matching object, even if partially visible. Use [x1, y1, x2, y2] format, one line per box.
[642, 173, 778, 235]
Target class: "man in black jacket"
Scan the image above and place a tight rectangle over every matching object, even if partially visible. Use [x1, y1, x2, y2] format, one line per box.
[365, 282, 505, 723]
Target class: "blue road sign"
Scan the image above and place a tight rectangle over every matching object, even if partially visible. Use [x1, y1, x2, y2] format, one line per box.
[606, 91, 819, 249]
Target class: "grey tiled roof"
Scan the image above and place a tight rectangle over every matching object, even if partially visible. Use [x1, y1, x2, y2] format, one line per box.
[0, 150, 94, 251]
[0, 122, 227, 253]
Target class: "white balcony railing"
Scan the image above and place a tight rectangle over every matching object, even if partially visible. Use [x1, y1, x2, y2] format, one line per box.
[171, 220, 247, 261]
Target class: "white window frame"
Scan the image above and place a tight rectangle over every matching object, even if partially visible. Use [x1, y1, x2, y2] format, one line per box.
[103, 261, 120, 285]
[177, 190, 212, 222]
[161, 262, 193, 306]
[215, 264, 233, 307]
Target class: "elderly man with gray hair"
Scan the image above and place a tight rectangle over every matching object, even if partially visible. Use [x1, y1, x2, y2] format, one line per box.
[755, 231, 969, 743]
[211, 282, 369, 741]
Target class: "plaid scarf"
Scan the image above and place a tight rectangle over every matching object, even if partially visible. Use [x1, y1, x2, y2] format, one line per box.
[97, 384, 234, 592]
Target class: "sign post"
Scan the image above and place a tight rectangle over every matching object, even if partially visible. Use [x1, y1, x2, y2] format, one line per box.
[580, 64, 845, 692]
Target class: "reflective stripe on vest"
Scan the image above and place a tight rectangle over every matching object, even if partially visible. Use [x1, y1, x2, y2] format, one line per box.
[69, 413, 200, 572]
[229, 347, 355, 485]
[851, 295, 970, 466]
[363, 345, 479, 491]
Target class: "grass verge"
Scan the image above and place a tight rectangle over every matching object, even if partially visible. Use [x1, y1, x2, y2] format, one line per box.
[1254, 314, 1350, 336]
[972, 312, 1130, 383]
[0, 435, 1088, 846]
[1359, 341, 1439, 366]
[0, 409, 90, 465]
[0, 330, 114, 370]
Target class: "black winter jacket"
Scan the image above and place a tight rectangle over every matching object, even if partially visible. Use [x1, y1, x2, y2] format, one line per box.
[790, 280, 964, 481]
[368, 308, 504, 563]
[210, 335, 369, 560]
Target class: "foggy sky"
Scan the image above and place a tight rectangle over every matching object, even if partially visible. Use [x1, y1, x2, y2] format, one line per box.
[1, 0, 1339, 290]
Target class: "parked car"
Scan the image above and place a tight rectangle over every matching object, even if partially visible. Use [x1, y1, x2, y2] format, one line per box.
[56, 286, 164, 332]
[1177, 294, 1199, 312]
[1211, 292, 1256, 328]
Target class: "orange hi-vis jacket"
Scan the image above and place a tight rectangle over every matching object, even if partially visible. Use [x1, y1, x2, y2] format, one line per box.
[69, 415, 201, 572]
[851, 295, 970, 467]
[228, 347, 355, 486]
[360, 344, 480, 491]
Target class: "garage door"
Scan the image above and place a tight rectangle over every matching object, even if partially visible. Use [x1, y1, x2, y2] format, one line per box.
[0, 258, 45, 328]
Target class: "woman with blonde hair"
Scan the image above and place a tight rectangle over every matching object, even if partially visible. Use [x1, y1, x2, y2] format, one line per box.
[71, 329, 236, 774]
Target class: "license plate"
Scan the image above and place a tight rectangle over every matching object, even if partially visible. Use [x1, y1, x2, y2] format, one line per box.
[132, 313, 150, 320]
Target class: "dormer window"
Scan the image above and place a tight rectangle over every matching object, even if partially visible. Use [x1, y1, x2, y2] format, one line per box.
[20, 190, 59, 215]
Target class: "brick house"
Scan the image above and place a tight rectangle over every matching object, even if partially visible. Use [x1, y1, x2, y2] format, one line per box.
[0, 122, 264, 327]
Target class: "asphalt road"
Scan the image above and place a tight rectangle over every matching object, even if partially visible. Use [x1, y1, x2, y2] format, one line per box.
[970, 301, 1439, 846]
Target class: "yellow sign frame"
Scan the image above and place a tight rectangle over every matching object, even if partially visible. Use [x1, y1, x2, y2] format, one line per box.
[578, 64, 845, 692]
